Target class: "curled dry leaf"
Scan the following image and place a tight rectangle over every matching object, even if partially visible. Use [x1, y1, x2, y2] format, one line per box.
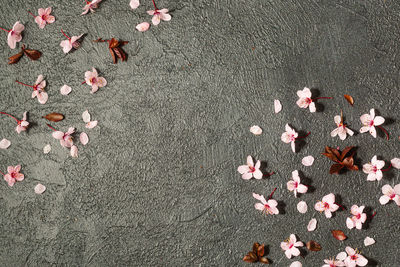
[43, 113, 64, 122]
[8, 44, 41, 64]
[43, 144, 51, 154]
[307, 218, 317, 232]
[344, 94, 354, 106]
[8, 51, 23, 64]
[250, 125, 262, 135]
[34, 183, 46, 194]
[297, 201, 307, 214]
[331, 230, 347, 241]
[0, 138, 11, 149]
[243, 243, 269, 264]
[322, 146, 359, 174]
[302, 155, 314, 166]
[364, 236, 375, 246]
[306, 240, 321, 251]
[93, 38, 128, 64]
[274, 99, 282, 113]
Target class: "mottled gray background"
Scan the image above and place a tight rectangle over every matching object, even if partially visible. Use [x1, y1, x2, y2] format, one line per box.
[0, 0, 399, 266]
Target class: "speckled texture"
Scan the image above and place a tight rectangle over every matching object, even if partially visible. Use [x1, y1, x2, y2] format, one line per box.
[0, 0, 399, 266]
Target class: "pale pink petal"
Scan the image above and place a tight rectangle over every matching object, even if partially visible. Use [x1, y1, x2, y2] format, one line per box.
[290, 261, 302, 267]
[297, 201, 307, 213]
[331, 127, 339, 137]
[284, 249, 292, 259]
[130, 0, 140, 9]
[52, 131, 64, 140]
[297, 184, 308, 194]
[152, 14, 161, 25]
[0, 139, 11, 149]
[294, 241, 303, 247]
[309, 102, 316, 112]
[285, 123, 293, 132]
[374, 116, 385, 126]
[246, 155, 254, 167]
[43, 144, 51, 154]
[359, 126, 370, 133]
[267, 199, 278, 208]
[375, 170, 383, 181]
[80, 132, 89, 145]
[287, 180, 296, 191]
[338, 128, 347, 140]
[60, 40, 72, 53]
[291, 141, 296, 153]
[291, 247, 300, 257]
[14, 165, 21, 172]
[37, 92, 48, 104]
[329, 203, 339, 212]
[268, 205, 279, 214]
[346, 217, 354, 229]
[136, 22, 150, 32]
[147, 9, 155, 15]
[237, 165, 249, 174]
[391, 158, 400, 169]
[242, 172, 252, 180]
[60, 85, 72, 95]
[82, 110, 91, 123]
[254, 203, 264, 211]
[367, 172, 376, 181]
[281, 241, 290, 250]
[96, 77, 107, 88]
[253, 170, 263, 179]
[46, 15, 55, 24]
[249, 125, 262, 135]
[334, 115, 341, 125]
[70, 145, 78, 158]
[13, 21, 24, 32]
[322, 193, 335, 204]
[7, 33, 17, 49]
[14, 173, 24, 181]
[274, 99, 282, 113]
[336, 252, 347, 261]
[301, 155, 314, 166]
[369, 126, 377, 138]
[382, 184, 393, 195]
[363, 237, 375, 247]
[394, 184, 400, 194]
[307, 218, 317, 231]
[346, 128, 354, 136]
[345, 247, 355, 256]
[379, 195, 390, 205]
[356, 255, 368, 266]
[86, 121, 98, 129]
[393, 195, 400, 206]
[324, 209, 332, 218]
[281, 132, 291, 143]
[91, 84, 99, 94]
[34, 183, 46, 194]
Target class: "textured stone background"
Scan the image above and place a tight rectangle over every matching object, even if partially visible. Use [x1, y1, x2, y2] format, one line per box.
[0, 0, 400, 266]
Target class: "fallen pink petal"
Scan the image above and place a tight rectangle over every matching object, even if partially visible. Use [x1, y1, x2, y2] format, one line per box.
[130, 0, 140, 10]
[307, 218, 317, 232]
[34, 183, 46, 194]
[297, 201, 307, 214]
[0, 138, 11, 149]
[274, 99, 282, 113]
[301, 155, 314, 166]
[80, 132, 89, 145]
[250, 125, 262, 135]
[136, 22, 150, 32]
[60, 85, 72, 95]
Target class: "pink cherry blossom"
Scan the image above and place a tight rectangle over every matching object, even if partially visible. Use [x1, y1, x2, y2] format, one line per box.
[3, 165, 24, 187]
[82, 0, 102, 15]
[363, 155, 385, 181]
[343, 247, 368, 267]
[359, 108, 385, 138]
[147, 3, 171, 26]
[281, 124, 298, 152]
[52, 127, 75, 148]
[253, 193, 279, 215]
[16, 111, 29, 133]
[287, 170, 308, 197]
[322, 253, 346, 267]
[130, 0, 140, 9]
[296, 87, 316, 112]
[331, 115, 354, 140]
[315, 193, 339, 218]
[379, 184, 400, 205]
[33, 7, 55, 29]
[136, 22, 150, 32]
[280, 234, 303, 259]
[0, 21, 24, 49]
[346, 205, 367, 230]
[31, 75, 48, 104]
[84, 68, 107, 93]
[60, 30, 83, 53]
[237, 156, 263, 180]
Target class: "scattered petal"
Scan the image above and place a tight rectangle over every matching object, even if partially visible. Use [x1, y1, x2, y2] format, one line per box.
[331, 230, 347, 241]
[43, 144, 51, 154]
[391, 158, 400, 169]
[60, 84, 72, 95]
[250, 125, 262, 135]
[274, 99, 282, 113]
[34, 183, 46, 194]
[297, 201, 307, 214]
[136, 22, 150, 32]
[290, 261, 302, 267]
[301, 155, 314, 166]
[80, 132, 89, 145]
[70, 145, 78, 158]
[307, 218, 317, 232]
[86, 120, 98, 129]
[82, 110, 91, 123]
[364, 236, 375, 246]
[130, 0, 140, 9]
[344, 94, 354, 105]
[0, 139, 11, 149]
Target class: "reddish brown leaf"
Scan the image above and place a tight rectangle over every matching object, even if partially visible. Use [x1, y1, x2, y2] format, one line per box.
[23, 49, 42, 60]
[108, 38, 119, 48]
[330, 164, 344, 174]
[339, 146, 355, 161]
[113, 47, 126, 61]
[257, 244, 265, 257]
[244, 243, 269, 264]
[252, 242, 260, 254]
[332, 230, 347, 241]
[42, 113, 64, 122]
[8, 51, 23, 64]
[259, 257, 269, 264]
[109, 47, 117, 64]
[344, 94, 354, 106]
[306, 240, 322, 251]
[243, 252, 258, 263]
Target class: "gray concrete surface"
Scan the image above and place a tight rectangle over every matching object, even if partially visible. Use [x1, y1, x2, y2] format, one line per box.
[0, 0, 400, 266]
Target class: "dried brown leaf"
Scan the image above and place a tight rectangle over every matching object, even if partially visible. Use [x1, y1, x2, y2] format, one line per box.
[42, 113, 64, 122]
[252, 242, 260, 254]
[108, 38, 119, 48]
[23, 48, 42, 60]
[259, 257, 269, 264]
[109, 47, 117, 64]
[306, 240, 322, 251]
[344, 94, 354, 106]
[331, 230, 347, 241]
[8, 51, 24, 64]
[330, 164, 344, 174]
[257, 244, 265, 257]
[323, 146, 358, 174]
[113, 47, 126, 61]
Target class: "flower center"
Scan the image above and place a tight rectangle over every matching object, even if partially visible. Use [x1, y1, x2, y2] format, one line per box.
[294, 182, 298, 188]
[351, 255, 357, 260]
[306, 98, 312, 104]
[369, 120, 374, 126]
[90, 77, 97, 84]
[355, 213, 361, 220]
[390, 193, 396, 199]
[324, 202, 329, 209]
[249, 166, 255, 173]
[372, 166, 377, 173]
[288, 243, 294, 249]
